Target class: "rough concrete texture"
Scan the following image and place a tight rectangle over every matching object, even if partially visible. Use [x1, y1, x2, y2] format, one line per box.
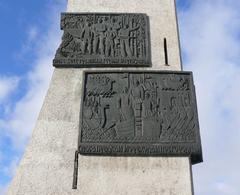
[8, 0, 194, 195]
[8, 69, 193, 195]
[67, 0, 182, 70]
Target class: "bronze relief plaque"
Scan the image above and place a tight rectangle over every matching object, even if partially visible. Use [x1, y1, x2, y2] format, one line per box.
[79, 71, 202, 164]
[53, 13, 151, 67]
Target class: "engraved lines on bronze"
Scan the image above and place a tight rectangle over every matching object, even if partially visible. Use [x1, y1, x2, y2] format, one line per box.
[53, 13, 151, 67]
[79, 71, 202, 164]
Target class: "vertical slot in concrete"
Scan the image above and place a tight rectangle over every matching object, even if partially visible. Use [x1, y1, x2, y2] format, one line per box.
[164, 38, 169, 66]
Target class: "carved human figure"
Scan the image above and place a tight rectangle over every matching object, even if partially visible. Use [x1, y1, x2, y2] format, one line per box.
[170, 97, 178, 112]
[160, 107, 170, 130]
[156, 110, 164, 138]
[83, 98, 102, 129]
[58, 32, 73, 56]
[92, 18, 106, 55]
[142, 92, 153, 118]
[111, 18, 121, 51]
[178, 94, 194, 130]
[81, 22, 92, 54]
[115, 87, 135, 137]
[175, 96, 188, 130]
[61, 16, 67, 29]
[117, 87, 134, 122]
[83, 98, 94, 120]
[105, 27, 116, 57]
[68, 16, 78, 28]
[166, 97, 187, 139]
[118, 24, 139, 57]
[142, 91, 164, 138]
[131, 80, 144, 101]
[76, 18, 84, 29]
[130, 80, 144, 121]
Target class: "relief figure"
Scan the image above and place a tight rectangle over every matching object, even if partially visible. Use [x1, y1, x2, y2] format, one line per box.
[57, 32, 73, 57]
[142, 92, 153, 118]
[116, 87, 135, 137]
[142, 92, 163, 138]
[92, 18, 106, 55]
[105, 27, 116, 57]
[83, 98, 102, 130]
[81, 22, 93, 54]
[54, 14, 151, 67]
[119, 24, 140, 57]
[82, 72, 198, 144]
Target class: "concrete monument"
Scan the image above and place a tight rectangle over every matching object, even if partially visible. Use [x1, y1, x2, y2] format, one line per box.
[7, 0, 202, 195]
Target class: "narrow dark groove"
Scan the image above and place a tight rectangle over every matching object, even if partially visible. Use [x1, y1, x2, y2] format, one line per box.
[72, 151, 79, 189]
[164, 38, 169, 66]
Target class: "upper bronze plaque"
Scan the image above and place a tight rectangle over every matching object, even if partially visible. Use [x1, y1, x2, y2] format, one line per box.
[53, 13, 151, 67]
[79, 71, 202, 164]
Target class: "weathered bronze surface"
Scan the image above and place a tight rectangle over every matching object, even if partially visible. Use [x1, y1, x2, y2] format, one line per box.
[53, 13, 151, 67]
[79, 71, 202, 164]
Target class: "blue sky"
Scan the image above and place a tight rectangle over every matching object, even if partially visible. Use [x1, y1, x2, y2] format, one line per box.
[0, 0, 240, 194]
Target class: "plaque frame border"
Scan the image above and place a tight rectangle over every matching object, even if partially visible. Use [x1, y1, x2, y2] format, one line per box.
[53, 12, 152, 68]
[78, 70, 203, 164]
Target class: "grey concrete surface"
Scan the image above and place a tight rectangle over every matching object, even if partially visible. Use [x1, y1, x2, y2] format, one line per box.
[67, 0, 182, 70]
[8, 69, 193, 195]
[7, 0, 194, 194]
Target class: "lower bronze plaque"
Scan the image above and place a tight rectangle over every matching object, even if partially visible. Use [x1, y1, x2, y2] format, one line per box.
[79, 71, 202, 164]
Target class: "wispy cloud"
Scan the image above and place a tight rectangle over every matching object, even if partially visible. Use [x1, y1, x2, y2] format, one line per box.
[27, 26, 38, 42]
[178, 0, 240, 194]
[214, 181, 237, 194]
[0, 185, 7, 195]
[0, 77, 19, 103]
[16, 26, 39, 58]
[0, 1, 65, 193]
[2, 1, 64, 150]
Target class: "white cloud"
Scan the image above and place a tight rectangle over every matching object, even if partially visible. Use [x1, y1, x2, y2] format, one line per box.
[0, 185, 7, 195]
[0, 2, 65, 193]
[0, 77, 19, 102]
[2, 2, 65, 150]
[178, 0, 240, 195]
[18, 26, 39, 56]
[215, 182, 237, 194]
[27, 26, 38, 42]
